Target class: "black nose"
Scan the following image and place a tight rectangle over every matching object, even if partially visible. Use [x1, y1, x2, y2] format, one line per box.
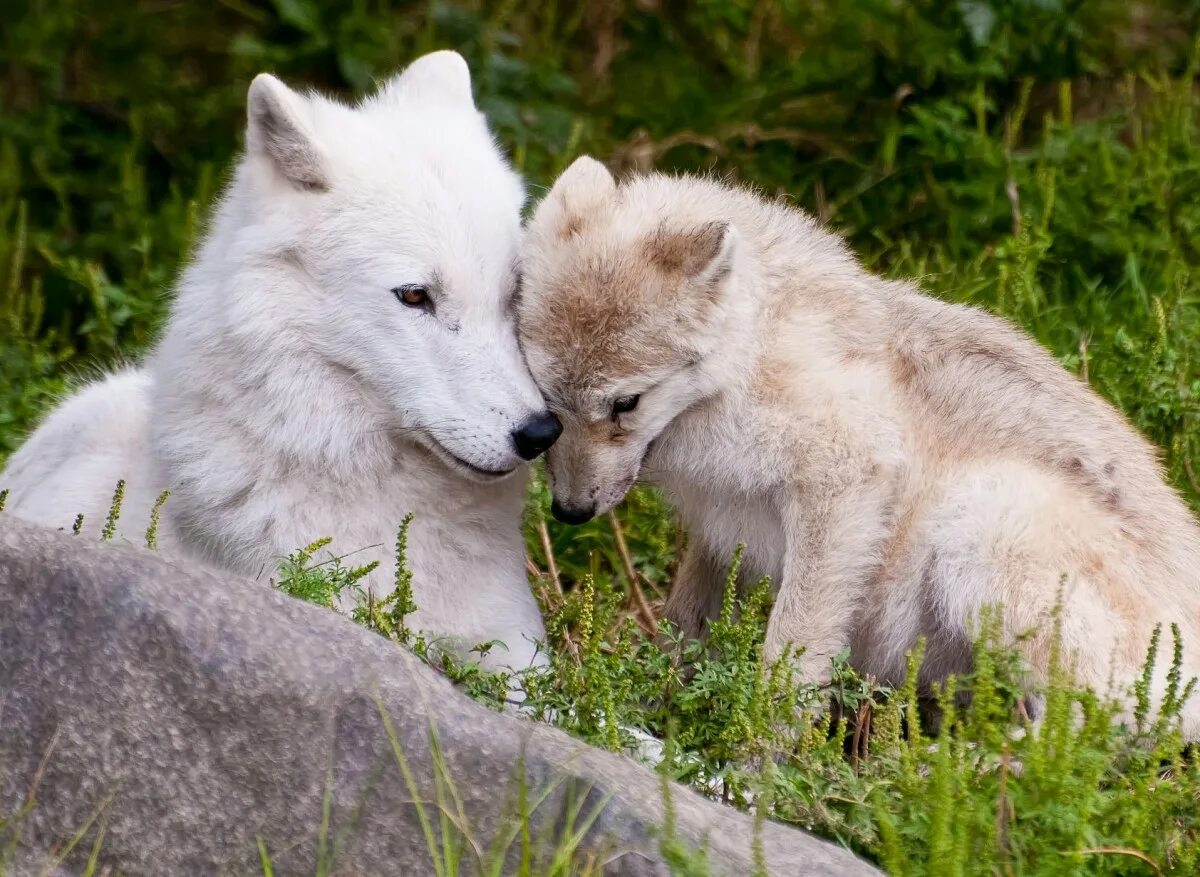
[511, 412, 563, 461]
[550, 499, 596, 525]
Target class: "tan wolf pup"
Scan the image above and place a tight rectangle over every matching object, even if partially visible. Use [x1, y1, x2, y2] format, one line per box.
[515, 156, 1200, 737]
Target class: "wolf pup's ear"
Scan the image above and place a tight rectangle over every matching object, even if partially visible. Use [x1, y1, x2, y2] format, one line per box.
[535, 156, 617, 240]
[383, 50, 475, 108]
[648, 220, 737, 290]
[246, 74, 329, 192]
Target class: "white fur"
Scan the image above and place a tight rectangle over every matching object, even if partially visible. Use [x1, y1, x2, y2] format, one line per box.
[1, 52, 548, 674]
[518, 162, 1200, 736]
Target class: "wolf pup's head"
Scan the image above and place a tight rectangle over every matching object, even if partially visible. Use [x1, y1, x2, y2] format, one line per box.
[234, 52, 559, 481]
[517, 158, 742, 522]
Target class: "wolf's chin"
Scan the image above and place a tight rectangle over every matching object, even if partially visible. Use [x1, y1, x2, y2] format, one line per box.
[420, 433, 519, 483]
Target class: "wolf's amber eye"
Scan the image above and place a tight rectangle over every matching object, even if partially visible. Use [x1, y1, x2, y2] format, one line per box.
[392, 285, 429, 308]
[612, 395, 640, 417]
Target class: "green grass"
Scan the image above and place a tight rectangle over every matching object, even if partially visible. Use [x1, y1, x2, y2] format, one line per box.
[3, 1, 1200, 874]
[7, 498, 1198, 874]
[276, 526, 1200, 876]
[249, 697, 619, 877]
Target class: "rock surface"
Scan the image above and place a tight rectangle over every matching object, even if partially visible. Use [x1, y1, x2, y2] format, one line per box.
[0, 517, 879, 876]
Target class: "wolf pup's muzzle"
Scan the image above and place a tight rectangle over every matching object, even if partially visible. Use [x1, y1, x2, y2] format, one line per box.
[550, 498, 596, 525]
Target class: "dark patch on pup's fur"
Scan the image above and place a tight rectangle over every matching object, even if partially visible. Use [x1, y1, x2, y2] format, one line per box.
[889, 351, 920, 388]
[558, 211, 584, 240]
[643, 220, 730, 278]
[1053, 453, 1128, 514]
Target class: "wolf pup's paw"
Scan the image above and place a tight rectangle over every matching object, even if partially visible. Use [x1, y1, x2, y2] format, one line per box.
[763, 629, 837, 688]
[794, 651, 836, 688]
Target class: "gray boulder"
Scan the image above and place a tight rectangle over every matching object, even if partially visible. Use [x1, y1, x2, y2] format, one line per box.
[0, 517, 879, 876]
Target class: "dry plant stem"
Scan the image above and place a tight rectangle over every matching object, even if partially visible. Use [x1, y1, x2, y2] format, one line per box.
[607, 510, 658, 633]
[525, 557, 555, 611]
[1066, 849, 1163, 876]
[563, 629, 582, 665]
[536, 516, 562, 596]
[1006, 177, 1021, 235]
[24, 728, 61, 810]
[850, 709, 863, 773]
[639, 571, 665, 603]
[1016, 697, 1032, 726]
[520, 556, 581, 664]
[668, 523, 687, 590]
[1183, 454, 1200, 496]
[850, 699, 872, 773]
[997, 745, 1014, 876]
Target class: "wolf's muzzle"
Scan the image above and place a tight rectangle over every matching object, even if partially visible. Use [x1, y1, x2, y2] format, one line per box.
[512, 412, 563, 460]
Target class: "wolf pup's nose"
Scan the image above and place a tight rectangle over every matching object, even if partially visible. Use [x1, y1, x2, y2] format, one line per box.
[512, 412, 562, 460]
[550, 499, 596, 525]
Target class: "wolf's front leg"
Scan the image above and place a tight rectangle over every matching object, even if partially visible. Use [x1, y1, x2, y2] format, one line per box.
[765, 482, 893, 685]
[662, 537, 730, 642]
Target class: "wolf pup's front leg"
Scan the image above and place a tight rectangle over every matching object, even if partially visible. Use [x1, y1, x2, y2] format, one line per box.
[662, 539, 734, 642]
[765, 479, 893, 685]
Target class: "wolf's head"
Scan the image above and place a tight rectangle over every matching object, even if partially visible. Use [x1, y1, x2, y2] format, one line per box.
[224, 52, 558, 481]
[517, 158, 744, 522]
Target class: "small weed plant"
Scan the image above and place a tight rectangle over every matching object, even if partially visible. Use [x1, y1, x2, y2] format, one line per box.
[274, 524, 1200, 875]
[4, 2, 1200, 874]
[4, 474, 1198, 875]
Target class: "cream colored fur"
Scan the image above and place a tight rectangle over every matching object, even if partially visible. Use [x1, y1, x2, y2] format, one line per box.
[517, 158, 1200, 736]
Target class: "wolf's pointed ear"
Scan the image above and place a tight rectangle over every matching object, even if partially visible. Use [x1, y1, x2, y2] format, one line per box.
[381, 50, 474, 108]
[648, 220, 737, 289]
[535, 156, 617, 239]
[246, 74, 329, 192]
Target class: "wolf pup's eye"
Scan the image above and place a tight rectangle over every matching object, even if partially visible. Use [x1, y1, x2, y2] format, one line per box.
[612, 395, 640, 417]
[392, 284, 430, 309]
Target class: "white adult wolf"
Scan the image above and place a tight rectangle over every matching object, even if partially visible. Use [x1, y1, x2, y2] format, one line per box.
[516, 157, 1200, 736]
[1, 52, 561, 674]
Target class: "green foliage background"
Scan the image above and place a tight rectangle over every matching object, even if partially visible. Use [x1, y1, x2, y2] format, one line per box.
[4, 0, 1200, 587]
[2, 0, 1198, 479]
[4, 2, 1200, 872]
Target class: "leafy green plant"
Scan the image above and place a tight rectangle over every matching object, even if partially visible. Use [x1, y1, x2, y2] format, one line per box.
[351, 513, 418, 642]
[274, 526, 1200, 874]
[144, 488, 170, 550]
[4, 2, 1200, 874]
[99, 478, 125, 541]
[274, 536, 380, 610]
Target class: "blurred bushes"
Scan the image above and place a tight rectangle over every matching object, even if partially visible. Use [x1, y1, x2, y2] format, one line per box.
[1, 0, 1198, 505]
